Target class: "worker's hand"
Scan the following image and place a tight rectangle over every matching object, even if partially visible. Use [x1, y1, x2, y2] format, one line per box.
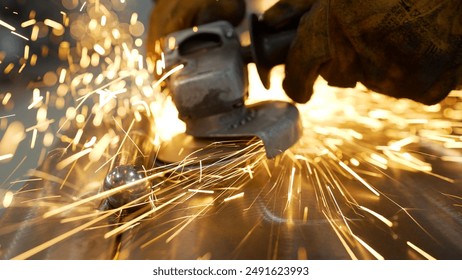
[147, 0, 245, 58]
[263, 0, 462, 105]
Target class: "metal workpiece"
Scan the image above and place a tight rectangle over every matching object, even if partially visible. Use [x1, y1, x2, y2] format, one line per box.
[103, 165, 151, 210]
[101, 112, 156, 212]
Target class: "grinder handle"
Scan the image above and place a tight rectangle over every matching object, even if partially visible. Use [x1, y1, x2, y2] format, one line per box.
[243, 14, 297, 89]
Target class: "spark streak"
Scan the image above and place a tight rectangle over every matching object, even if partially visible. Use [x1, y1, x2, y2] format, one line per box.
[21, 19, 36, 28]
[104, 192, 186, 239]
[165, 200, 213, 244]
[25, 119, 55, 132]
[353, 234, 384, 260]
[56, 148, 93, 170]
[152, 64, 184, 88]
[188, 189, 214, 194]
[80, 1, 87, 12]
[0, 19, 15, 31]
[11, 31, 29, 41]
[223, 192, 244, 202]
[0, 114, 15, 119]
[338, 161, 380, 197]
[287, 166, 295, 205]
[84, 136, 97, 148]
[12, 211, 113, 260]
[359, 206, 393, 227]
[31, 129, 38, 149]
[28, 91, 43, 109]
[407, 241, 436, 260]
[43, 170, 166, 219]
[0, 154, 13, 161]
[44, 19, 64, 30]
[9, 178, 42, 185]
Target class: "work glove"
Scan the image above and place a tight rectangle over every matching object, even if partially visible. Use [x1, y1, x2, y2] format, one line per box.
[263, 0, 462, 105]
[147, 0, 246, 58]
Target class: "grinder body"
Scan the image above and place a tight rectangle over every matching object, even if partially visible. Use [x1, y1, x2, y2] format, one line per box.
[163, 21, 247, 121]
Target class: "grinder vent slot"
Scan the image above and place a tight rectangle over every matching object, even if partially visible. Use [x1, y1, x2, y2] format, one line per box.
[179, 33, 222, 56]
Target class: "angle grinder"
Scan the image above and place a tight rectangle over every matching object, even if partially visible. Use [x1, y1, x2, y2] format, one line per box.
[157, 14, 302, 164]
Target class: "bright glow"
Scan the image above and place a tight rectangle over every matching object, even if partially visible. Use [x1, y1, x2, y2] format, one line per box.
[2, 191, 14, 208]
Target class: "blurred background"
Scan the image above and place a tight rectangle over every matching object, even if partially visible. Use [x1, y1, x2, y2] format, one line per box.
[0, 0, 154, 188]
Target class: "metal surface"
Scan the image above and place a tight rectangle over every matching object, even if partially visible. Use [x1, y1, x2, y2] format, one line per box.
[3, 137, 462, 260]
[2, 88, 462, 259]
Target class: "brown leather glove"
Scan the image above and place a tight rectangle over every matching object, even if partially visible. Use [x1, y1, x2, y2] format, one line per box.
[263, 0, 462, 105]
[147, 0, 246, 58]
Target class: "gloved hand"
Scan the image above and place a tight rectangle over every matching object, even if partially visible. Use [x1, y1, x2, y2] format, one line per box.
[147, 0, 246, 58]
[263, 0, 462, 105]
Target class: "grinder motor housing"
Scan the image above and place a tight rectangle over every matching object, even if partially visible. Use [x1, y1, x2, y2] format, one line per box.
[162, 21, 247, 122]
